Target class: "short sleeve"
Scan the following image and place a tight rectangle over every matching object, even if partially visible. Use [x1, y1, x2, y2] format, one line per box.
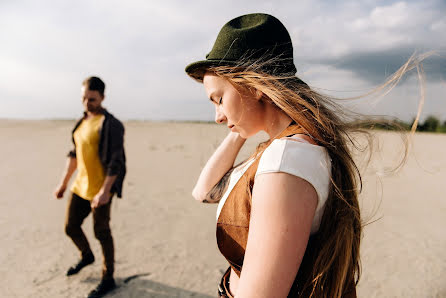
[255, 137, 332, 233]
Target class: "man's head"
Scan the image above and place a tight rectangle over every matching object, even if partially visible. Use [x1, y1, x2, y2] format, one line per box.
[81, 76, 105, 114]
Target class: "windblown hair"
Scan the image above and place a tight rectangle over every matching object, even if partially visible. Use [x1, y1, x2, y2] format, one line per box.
[199, 53, 428, 297]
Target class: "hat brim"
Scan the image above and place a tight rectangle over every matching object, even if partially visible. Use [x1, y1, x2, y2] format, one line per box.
[185, 59, 238, 82]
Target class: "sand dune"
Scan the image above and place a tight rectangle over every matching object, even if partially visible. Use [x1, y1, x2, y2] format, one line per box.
[0, 120, 445, 297]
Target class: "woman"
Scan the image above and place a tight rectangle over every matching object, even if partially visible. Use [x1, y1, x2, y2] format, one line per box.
[185, 13, 420, 297]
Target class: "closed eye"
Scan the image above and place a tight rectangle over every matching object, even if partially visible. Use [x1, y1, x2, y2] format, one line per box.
[208, 96, 223, 105]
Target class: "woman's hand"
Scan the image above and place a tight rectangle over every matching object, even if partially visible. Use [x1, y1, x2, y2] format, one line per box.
[192, 132, 246, 202]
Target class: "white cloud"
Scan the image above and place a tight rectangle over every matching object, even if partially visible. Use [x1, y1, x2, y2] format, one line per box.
[292, 0, 445, 60]
[430, 18, 446, 31]
[369, 2, 409, 29]
[0, 0, 444, 120]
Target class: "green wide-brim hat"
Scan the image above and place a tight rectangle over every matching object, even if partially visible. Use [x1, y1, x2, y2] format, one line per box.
[185, 13, 297, 82]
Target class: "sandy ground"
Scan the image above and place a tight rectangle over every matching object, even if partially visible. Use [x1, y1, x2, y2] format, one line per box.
[0, 120, 445, 298]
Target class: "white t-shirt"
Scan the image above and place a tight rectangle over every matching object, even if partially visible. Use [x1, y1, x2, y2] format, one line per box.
[217, 136, 331, 234]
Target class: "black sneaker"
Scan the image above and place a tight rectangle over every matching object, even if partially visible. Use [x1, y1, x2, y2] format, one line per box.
[66, 254, 95, 276]
[87, 278, 116, 298]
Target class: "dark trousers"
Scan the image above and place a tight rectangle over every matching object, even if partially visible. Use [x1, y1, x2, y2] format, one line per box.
[65, 192, 114, 279]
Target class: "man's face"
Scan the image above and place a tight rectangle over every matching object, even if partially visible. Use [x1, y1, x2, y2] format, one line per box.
[81, 87, 104, 114]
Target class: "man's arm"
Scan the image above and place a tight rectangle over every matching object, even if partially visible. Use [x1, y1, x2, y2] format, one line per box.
[54, 157, 77, 199]
[105, 119, 125, 176]
[91, 175, 117, 208]
[91, 118, 125, 207]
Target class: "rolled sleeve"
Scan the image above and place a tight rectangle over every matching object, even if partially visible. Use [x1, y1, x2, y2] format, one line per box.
[105, 121, 125, 176]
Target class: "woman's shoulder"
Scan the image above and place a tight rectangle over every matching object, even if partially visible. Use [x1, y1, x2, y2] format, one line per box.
[257, 134, 331, 173]
[256, 134, 331, 207]
[284, 133, 315, 145]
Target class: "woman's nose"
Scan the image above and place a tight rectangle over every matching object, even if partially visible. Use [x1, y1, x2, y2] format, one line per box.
[215, 106, 227, 124]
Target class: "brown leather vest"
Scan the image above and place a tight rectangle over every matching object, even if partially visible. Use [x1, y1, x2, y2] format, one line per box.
[216, 125, 357, 297]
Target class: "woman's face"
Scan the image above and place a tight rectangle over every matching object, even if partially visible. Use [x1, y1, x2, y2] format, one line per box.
[203, 72, 264, 138]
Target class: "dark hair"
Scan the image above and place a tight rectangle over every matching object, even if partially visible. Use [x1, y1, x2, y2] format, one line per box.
[82, 76, 105, 96]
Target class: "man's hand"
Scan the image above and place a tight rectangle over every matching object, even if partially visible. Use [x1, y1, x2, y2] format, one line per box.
[91, 190, 110, 208]
[54, 184, 67, 199]
[54, 157, 77, 200]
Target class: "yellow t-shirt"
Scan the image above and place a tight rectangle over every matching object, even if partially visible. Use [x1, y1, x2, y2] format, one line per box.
[70, 115, 105, 201]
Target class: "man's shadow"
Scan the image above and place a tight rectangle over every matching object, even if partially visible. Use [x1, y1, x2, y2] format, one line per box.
[82, 274, 215, 298]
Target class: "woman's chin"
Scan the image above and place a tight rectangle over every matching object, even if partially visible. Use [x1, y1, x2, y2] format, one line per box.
[239, 130, 256, 139]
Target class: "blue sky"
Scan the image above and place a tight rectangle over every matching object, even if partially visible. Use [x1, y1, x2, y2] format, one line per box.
[0, 0, 445, 121]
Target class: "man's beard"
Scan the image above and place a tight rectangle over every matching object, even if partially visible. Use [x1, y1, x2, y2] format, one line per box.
[86, 105, 102, 113]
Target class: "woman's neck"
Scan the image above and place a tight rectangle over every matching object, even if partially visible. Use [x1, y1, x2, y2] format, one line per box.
[263, 105, 293, 139]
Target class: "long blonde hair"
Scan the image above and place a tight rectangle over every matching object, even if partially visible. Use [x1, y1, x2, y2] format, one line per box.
[203, 53, 428, 297]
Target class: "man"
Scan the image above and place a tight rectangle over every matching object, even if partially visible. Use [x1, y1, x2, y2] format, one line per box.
[54, 76, 126, 298]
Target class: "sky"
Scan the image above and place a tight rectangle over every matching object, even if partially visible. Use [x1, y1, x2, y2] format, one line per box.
[0, 0, 445, 122]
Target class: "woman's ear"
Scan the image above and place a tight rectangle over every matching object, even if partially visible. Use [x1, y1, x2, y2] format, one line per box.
[255, 89, 263, 100]
[249, 88, 263, 100]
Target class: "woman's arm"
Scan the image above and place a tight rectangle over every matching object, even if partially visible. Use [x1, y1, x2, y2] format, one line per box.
[235, 172, 318, 298]
[192, 131, 246, 202]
